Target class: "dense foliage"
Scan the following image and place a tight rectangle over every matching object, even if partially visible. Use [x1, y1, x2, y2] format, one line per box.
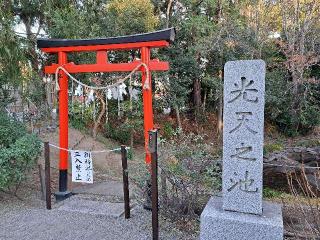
[0, 0, 319, 137]
[0, 112, 41, 191]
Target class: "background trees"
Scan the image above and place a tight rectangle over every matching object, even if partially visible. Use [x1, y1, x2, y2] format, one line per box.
[0, 0, 319, 137]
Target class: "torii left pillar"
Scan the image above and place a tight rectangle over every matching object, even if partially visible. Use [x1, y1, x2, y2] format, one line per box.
[55, 51, 72, 200]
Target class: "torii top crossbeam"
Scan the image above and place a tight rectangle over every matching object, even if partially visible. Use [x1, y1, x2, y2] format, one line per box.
[37, 28, 175, 199]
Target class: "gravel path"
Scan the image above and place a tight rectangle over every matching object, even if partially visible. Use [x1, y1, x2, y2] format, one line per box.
[0, 191, 197, 240]
[0, 204, 196, 240]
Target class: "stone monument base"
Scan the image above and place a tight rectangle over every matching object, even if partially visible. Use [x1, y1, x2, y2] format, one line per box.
[200, 197, 283, 240]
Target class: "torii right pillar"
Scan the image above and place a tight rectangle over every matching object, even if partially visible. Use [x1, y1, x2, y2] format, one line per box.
[141, 46, 153, 164]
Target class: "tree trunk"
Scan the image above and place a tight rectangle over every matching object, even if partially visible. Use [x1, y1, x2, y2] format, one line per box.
[117, 93, 121, 120]
[174, 103, 183, 132]
[202, 89, 207, 113]
[290, 71, 302, 132]
[93, 92, 106, 139]
[21, 16, 40, 74]
[217, 70, 223, 137]
[217, 94, 223, 137]
[193, 78, 202, 116]
[166, 0, 174, 28]
[214, 0, 222, 23]
[105, 96, 109, 124]
[129, 82, 134, 149]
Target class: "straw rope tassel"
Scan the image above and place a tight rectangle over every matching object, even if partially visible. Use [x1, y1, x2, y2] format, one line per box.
[71, 80, 74, 112]
[129, 75, 133, 112]
[93, 90, 96, 120]
[105, 90, 108, 124]
[82, 87, 85, 119]
[117, 86, 121, 120]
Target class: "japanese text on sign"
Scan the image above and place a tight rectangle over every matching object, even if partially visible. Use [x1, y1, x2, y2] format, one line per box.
[71, 150, 93, 183]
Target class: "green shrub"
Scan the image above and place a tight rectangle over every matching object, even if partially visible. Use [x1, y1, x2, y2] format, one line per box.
[0, 112, 41, 191]
[265, 69, 320, 136]
[276, 102, 320, 136]
[0, 113, 26, 147]
[105, 122, 131, 144]
[69, 102, 94, 131]
[263, 187, 285, 199]
[263, 143, 284, 155]
[105, 116, 144, 145]
[162, 122, 175, 139]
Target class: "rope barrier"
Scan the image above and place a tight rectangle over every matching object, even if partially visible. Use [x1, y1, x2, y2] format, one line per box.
[54, 63, 150, 92]
[263, 162, 320, 169]
[47, 142, 129, 153]
[210, 159, 320, 170]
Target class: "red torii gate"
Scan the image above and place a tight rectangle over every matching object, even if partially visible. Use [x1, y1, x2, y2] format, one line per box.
[37, 28, 175, 199]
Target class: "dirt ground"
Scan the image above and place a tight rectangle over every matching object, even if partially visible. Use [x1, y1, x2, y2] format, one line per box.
[40, 128, 124, 176]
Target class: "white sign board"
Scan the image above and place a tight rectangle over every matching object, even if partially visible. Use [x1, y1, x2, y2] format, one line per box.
[71, 150, 93, 183]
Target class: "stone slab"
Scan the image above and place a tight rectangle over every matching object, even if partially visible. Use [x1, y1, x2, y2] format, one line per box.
[57, 198, 125, 218]
[72, 181, 125, 197]
[223, 60, 266, 214]
[200, 197, 283, 240]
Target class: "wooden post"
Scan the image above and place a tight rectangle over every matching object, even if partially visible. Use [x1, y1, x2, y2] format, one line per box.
[44, 142, 52, 210]
[38, 164, 45, 200]
[148, 130, 158, 240]
[121, 145, 130, 219]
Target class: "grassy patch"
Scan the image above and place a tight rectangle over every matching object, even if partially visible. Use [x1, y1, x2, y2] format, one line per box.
[295, 139, 320, 147]
[263, 143, 284, 155]
[263, 187, 286, 199]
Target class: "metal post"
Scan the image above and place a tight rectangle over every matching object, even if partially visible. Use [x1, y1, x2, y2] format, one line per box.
[148, 130, 158, 240]
[44, 142, 52, 210]
[121, 145, 130, 219]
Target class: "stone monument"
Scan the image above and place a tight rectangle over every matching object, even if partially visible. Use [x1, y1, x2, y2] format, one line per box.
[200, 60, 283, 240]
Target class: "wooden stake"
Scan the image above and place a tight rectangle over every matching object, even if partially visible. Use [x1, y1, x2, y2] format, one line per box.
[149, 130, 159, 240]
[121, 145, 130, 219]
[44, 142, 52, 210]
[38, 164, 45, 201]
